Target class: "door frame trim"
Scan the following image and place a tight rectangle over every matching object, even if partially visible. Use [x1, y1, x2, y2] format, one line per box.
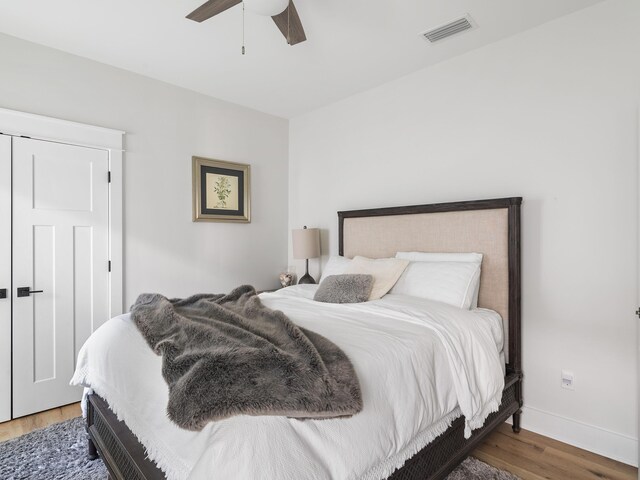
[0, 107, 125, 317]
[0, 134, 11, 422]
[0, 107, 124, 151]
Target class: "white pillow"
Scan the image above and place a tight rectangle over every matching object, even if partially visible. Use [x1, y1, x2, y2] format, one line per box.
[390, 261, 481, 309]
[344, 256, 409, 300]
[395, 252, 483, 264]
[319, 256, 352, 283]
[395, 252, 483, 309]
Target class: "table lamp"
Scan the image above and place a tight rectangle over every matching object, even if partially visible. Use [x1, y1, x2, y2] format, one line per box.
[292, 226, 320, 284]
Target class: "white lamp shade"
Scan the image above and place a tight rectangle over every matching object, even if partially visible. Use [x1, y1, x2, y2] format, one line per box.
[292, 228, 320, 260]
[244, 0, 289, 16]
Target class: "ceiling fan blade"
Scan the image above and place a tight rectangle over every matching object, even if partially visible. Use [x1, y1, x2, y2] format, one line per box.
[186, 0, 242, 22]
[272, 0, 307, 45]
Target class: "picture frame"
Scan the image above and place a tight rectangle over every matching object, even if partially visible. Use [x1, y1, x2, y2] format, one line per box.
[192, 156, 251, 223]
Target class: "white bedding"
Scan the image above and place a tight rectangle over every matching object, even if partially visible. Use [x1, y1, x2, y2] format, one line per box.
[71, 285, 505, 480]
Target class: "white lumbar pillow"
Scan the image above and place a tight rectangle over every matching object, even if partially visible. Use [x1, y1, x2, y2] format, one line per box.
[344, 256, 409, 300]
[393, 252, 483, 309]
[319, 256, 353, 283]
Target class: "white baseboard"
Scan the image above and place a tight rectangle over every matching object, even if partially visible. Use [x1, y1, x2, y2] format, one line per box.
[516, 405, 638, 467]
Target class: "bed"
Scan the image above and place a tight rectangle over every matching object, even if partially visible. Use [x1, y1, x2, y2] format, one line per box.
[78, 196, 523, 480]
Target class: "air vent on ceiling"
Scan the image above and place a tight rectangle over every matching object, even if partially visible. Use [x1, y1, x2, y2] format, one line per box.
[420, 14, 476, 43]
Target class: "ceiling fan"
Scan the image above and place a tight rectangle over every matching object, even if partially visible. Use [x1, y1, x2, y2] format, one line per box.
[186, 0, 307, 46]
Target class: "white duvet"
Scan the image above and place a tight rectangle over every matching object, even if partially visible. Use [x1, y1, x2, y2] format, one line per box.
[71, 285, 505, 480]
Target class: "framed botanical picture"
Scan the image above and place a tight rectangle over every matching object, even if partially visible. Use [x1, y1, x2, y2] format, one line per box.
[192, 156, 251, 223]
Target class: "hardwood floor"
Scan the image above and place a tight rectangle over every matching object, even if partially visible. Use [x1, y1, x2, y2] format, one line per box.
[473, 423, 637, 480]
[0, 402, 81, 442]
[0, 407, 637, 480]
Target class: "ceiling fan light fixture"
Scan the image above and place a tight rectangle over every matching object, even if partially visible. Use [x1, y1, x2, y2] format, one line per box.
[243, 0, 289, 17]
[186, 0, 305, 46]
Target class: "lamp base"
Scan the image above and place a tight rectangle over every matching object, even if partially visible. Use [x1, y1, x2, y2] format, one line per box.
[298, 273, 316, 285]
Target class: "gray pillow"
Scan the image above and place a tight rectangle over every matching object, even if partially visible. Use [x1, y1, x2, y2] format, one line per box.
[313, 274, 374, 304]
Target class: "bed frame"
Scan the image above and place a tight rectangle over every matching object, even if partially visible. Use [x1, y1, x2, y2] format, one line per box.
[86, 196, 523, 480]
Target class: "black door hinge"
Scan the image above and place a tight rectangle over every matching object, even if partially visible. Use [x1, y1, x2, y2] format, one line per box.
[108, 260, 111, 272]
[108, 171, 111, 183]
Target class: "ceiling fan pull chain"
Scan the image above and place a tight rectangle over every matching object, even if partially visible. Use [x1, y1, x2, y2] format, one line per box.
[287, 0, 290, 45]
[242, 1, 246, 55]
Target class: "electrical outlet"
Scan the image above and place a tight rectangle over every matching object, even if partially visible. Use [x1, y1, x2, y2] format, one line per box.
[561, 370, 574, 390]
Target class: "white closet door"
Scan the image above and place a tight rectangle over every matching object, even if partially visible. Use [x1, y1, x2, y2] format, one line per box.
[0, 134, 11, 423]
[12, 137, 110, 418]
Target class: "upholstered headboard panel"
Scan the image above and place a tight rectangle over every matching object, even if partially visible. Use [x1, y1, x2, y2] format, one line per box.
[338, 198, 522, 372]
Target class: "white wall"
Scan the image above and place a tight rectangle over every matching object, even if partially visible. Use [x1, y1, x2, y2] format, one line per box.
[0, 33, 289, 307]
[290, 0, 639, 466]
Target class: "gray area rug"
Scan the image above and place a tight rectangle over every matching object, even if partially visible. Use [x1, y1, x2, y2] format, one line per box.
[0, 417, 107, 480]
[447, 457, 519, 480]
[0, 417, 519, 479]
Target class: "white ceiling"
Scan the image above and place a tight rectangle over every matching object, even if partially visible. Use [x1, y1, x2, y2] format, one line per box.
[0, 0, 602, 118]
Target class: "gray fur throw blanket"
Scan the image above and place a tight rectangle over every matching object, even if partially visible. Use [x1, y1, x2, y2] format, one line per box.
[131, 285, 363, 430]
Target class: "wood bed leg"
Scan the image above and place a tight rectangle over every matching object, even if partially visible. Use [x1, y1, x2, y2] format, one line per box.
[512, 409, 522, 433]
[88, 436, 99, 460]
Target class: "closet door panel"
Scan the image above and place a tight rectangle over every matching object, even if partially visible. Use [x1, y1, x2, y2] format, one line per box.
[0, 134, 10, 423]
[12, 137, 110, 418]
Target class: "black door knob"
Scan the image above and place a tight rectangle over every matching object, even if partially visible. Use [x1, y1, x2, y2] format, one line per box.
[17, 287, 44, 297]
